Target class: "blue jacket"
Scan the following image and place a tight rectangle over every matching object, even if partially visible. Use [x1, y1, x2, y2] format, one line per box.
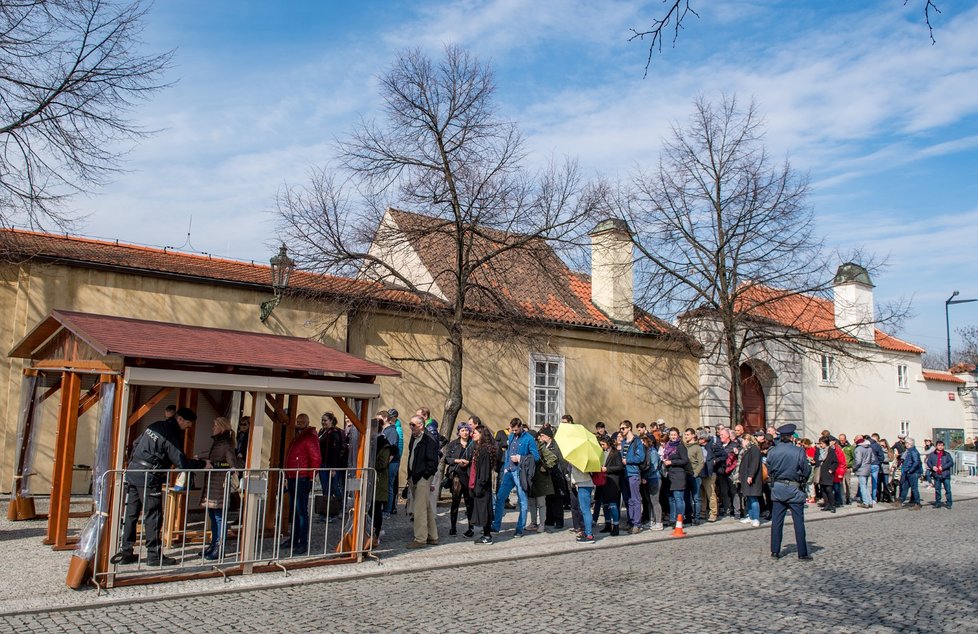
[925, 450, 954, 478]
[504, 431, 541, 472]
[901, 447, 922, 476]
[621, 437, 646, 476]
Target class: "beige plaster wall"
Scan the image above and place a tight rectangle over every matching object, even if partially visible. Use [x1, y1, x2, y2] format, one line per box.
[350, 311, 699, 433]
[0, 260, 347, 492]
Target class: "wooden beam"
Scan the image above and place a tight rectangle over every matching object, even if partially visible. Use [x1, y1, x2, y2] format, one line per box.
[34, 359, 120, 372]
[126, 386, 173, 428]
[332, 397, 364, 434]
[38, 379, 63, 404]
[47, 372, 81, 549]
[94, 375, 124, 580]
[76, 382, 102, 419]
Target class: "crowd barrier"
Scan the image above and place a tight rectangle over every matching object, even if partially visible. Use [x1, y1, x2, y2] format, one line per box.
[93, 466, 376, 587]
[952, 450, 977, 476]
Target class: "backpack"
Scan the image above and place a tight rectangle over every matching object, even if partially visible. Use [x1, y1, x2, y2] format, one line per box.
[724, 449, 739, 475]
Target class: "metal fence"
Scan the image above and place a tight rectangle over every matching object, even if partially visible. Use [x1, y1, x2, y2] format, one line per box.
[952, 450, 977, 476]
[94, 466, 376, 587]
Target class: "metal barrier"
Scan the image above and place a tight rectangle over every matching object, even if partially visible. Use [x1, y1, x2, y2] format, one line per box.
[952, 450, 977, 476]
[94, 466, 376, 586]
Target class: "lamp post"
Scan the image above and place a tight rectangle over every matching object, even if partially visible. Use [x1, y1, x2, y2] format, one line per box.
[945, 290, 978, 369]
[260, 244, 295, 323]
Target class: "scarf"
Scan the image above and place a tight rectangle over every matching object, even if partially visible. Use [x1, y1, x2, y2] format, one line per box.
[663, 439, 680, 461]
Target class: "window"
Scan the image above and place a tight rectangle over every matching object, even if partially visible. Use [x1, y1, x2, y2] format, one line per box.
[897, 364, 909, 390]
[530, 354, 563, 428]
[820, 354, 836, 384]
[900, 420, 911, 437]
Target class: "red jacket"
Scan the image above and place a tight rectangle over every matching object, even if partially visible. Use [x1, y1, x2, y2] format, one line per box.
[285, 427, 322, 478]
[833, 445, 847, 483]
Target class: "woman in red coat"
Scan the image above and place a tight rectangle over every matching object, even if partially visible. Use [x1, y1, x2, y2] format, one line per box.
[831, 436, 847, 508]
[282, 413, 322, 555]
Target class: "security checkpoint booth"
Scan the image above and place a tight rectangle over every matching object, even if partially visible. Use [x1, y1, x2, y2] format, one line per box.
[7, 310, 399, 588]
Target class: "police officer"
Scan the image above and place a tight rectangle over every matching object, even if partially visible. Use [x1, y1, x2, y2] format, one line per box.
[114, 407, 208, 566]
[766, 423, 813, 560]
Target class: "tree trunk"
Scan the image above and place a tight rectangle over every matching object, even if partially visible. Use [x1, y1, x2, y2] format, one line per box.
[441, 328, 464, 439]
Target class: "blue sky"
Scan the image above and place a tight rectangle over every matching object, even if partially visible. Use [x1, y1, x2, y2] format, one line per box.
[57, 1, 978, 359]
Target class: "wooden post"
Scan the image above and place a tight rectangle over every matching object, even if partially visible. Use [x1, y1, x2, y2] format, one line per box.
[93, 375, 125, 582]
[47, 371, 81, 549]
[240, 392, 266, 575]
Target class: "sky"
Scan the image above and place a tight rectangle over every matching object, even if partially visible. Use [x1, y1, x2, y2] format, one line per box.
[40, 0, 978, 360]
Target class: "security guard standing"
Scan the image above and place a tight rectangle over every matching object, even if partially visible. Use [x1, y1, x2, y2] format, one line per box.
[114, 407, 208, 566]
[766, 424, 812, 560]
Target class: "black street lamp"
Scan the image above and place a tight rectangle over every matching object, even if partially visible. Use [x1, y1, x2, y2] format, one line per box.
[260, 244, 295, 323]
[945, 290, 977, 369]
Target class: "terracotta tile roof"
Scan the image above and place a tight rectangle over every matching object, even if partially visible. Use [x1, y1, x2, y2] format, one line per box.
[0, 228, 417, 305]
[921, 370, 966, 384]
[730, 284, 925, 354]
[386, 209, 682, 338]
[10, 309, 400, 377]
[0, 223, 686, 341]
[949, 362, 976, 374]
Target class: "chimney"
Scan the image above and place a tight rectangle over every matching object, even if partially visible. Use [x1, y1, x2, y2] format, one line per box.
[589, 219, 634, 323]
[833, 262, 875, 343]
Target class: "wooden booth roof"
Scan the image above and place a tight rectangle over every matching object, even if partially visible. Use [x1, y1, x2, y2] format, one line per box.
[9, 309, 401, 378]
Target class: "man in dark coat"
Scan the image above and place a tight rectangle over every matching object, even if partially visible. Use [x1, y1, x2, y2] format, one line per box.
[115, 407, 207, 566]
[767, 424, 812, 560]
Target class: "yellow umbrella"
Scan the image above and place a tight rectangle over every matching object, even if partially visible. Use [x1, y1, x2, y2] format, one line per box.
[554, 423, 603, 473]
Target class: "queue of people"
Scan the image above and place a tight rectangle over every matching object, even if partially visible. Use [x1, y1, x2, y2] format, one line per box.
[113, 402, 958, 568]
[370, 410, 959, 559]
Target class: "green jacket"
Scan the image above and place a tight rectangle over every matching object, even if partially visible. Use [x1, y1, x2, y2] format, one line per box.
[685, 441, 705, 477]
[841, 444, 854, 469]
[530, 440, 558, 498]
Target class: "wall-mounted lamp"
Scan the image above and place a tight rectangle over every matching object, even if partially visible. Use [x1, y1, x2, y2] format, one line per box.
[259, 244, 295, 323]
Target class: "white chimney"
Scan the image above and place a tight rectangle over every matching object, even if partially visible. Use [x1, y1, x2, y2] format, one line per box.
[589, 219, 634, 323]
[833, 262, 875, 343]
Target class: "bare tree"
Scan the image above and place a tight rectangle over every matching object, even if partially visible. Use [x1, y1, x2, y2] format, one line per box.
[956, 325, 978, 367]
[277, 45, 599, 437]
[0, 0, 171, 230]
[613, 95, 909, 425]
[631, 1, 943, 74]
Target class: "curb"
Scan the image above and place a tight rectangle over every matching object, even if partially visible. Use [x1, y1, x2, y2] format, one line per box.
[2, 494, 975, 618]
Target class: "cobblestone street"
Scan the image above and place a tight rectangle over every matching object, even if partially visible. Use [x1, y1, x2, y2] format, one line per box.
[2, 497, 975, 633]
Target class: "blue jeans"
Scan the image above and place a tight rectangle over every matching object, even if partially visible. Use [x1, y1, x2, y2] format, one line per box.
[577, 486, 594, 537]
[286, 477, 312, 549]
[933, 477, 952, 506]
[684, 474, 701, 521]
[603, 501, 620, 525]
[669, 489, 685, 523]
[900, 475, 920, 505]
[870, 464, 880, 502]
[857, 474, 873, 505]
[834, 482, 843, 506]
[492, 469, 528, 533]
[386, 460, 400, 513]
[207, 508, 226, 553]
[625, 475, 641, 526]
[746, 495, 760, 521]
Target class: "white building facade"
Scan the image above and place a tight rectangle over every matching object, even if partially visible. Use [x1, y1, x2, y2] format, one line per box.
[685, 264, 978, 445]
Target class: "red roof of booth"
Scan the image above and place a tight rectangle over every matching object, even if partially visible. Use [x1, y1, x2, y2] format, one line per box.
[9, 309, 400, 377]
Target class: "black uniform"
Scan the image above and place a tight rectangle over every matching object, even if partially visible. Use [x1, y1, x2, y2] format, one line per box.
[120, 418, 203, 562]
[766, 435, 812, 559]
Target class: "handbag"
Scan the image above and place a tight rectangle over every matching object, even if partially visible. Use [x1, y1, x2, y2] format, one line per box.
[229, 471, 241, 492]
[591, 472, 607, 486]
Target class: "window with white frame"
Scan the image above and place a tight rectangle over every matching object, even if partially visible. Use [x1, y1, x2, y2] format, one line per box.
[820, 354, 836, 384]
[530, 354, 563, 428]
[897, 364, 909, 390]
[900, 420, 911, 437]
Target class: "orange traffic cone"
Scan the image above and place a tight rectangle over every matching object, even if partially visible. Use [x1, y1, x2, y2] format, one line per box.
[671, 514, 686, 538]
